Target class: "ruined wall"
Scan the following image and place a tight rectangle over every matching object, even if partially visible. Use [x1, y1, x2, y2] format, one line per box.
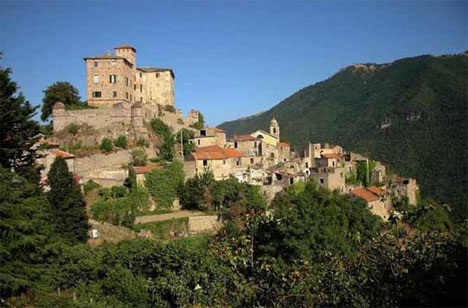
[188, 216, 222, 235]
[52, 102, 199, 135]
[75, 150, 131, 174]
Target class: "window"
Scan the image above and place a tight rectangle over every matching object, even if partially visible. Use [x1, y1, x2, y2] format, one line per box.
[125, 77, 129, 86]
[140, 97, 143, 102]
[197, 139, 200, 145]
[109, 75, 117, 84]
[134, 84, 137, 90]
[93, 74, 99, 84]
[332, 161, 335, 167]
[250, 158, 254, 164]
[111, 60, 116, 67]
[200, 130, 206, 137]
[273, 128, 276, 134]
[140, 85, 143, 92]
[305, 162, 309, 168]
[234, 142, 238, 148]
[94, 61, 98, 67]
[223, 160, 226, 165]
[236, 159, 240, 166]
[139, 72, 142, 78]
[155, 72, 160, 78]
[92, 91, 101, 98]
[112, 91, 117, 98]
[203, 160, 208, 166]
[320, 178, 324, 184]
[340, 172, 343, 178]
[125, 92, 129, 99]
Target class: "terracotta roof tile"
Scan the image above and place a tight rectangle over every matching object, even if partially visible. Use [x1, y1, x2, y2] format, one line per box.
[277, 142, 290, 148]
[232, 134, 256, 141]
[38, 139, 59, 147]
[191, 145, 243, 160]
[367, 186, 384, 196]
[50, 149, 75, 159]
[322, 153, 343, 160]
[133, 164, 162, 174]
[351, 188, 379, 202]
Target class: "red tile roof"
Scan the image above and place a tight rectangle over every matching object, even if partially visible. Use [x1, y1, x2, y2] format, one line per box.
[50, 149, 75, 159]
[351, 188, 379, 202]
[367, 186, 384, 196]
[38, 139, 59, 147]
[321, 153, 343, 160]
[277, 141, 290, 148]
[192, 145, 243, 160]
[214, 127, 226, 133]
[133, 164, 162, 174]
[223, 148, 243, 158]
[232, 134, 256, 141]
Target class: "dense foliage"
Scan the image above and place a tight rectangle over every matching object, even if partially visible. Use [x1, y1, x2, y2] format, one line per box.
[41, 81, 83, 121]
[0, 58, 40, 170]
[219, 53, 468, 221]
[150, 118, 175, 161]
[91, 186, 149, 227]
[99, 137, 113, 153]
[47, 157, 88, 244]
[145, 161, 184, 209]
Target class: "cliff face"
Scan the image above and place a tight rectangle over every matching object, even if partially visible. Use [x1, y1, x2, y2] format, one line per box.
[219, 53, 468, 220]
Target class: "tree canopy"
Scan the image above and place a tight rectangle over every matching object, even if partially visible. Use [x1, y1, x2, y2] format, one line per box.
[41, 81, 82, 121]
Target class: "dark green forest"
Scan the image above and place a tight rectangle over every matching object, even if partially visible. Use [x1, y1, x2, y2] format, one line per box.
[219, 52, 468, 221]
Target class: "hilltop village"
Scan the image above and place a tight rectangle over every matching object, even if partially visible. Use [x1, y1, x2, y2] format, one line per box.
[38, 44, 418, 222]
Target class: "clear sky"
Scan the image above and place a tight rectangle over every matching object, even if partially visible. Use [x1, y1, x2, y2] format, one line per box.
[1, 0, 466, 125]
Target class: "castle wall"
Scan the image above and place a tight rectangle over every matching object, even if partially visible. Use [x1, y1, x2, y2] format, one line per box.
[141, 70, 174, 106]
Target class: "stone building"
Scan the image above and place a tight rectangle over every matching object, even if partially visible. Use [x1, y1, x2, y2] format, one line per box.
[351, 186, 392, 219]
[192, 127, 226, 148]
[184, 145, 244, 180]
[84, 44, 174, 107]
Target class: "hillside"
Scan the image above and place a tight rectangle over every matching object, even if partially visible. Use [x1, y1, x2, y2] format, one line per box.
[219, 53, 468, 220]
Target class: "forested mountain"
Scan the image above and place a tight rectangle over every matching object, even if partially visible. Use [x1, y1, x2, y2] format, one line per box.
[219, 52, 468, 220]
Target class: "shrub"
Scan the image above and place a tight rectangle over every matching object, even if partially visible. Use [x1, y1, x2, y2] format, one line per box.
[136, 137, 149, 148]
[164, 105, 176, 113]
[100, 137, 113, 153]
[69, 123, 79, 135]
[83, 180, 101, 197]
[150, 118, 171, 137]
[145, 161, 184, 209]
[114, 135, 128, 149]
[100, 186, 128, 199]
[131, 148, 148, 166]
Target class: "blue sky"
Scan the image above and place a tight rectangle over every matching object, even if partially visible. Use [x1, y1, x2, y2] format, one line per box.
[1, 0, 466, 125]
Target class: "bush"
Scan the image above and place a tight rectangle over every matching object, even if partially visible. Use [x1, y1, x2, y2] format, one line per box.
[145, 161, 184, 209]
[136, 137, 149, 148]
[68, 123, 79, 135]
[100, 137, 113, 153]
[150, 118, 171, 137]
[114, 135, 128, 149]
[164, 105, 176, 113]
[100, 186, 128, 199]
[83, 180, 101, 197]
[131, 148, 148, 166]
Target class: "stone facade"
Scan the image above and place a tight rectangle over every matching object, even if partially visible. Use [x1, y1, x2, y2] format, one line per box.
[85, 45, 174, 107]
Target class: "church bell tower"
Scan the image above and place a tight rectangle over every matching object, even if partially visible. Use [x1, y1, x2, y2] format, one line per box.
[270, 117, 280, 140]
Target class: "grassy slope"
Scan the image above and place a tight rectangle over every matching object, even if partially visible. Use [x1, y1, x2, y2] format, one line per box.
[219, 53, 468, 220]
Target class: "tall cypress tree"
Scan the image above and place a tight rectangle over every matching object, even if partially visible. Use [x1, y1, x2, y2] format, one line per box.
[47, 157, 88, 244]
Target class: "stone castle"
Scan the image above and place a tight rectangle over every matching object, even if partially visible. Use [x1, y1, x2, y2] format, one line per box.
[52, 44, 199, 138]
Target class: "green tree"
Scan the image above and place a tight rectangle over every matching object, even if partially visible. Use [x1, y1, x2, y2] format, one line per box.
[47, 157, 88, 244]
[0, 58, 40, 169]
[176, 128, 196, 156]
[145, 161, 184, 209]
[0, 168, 55, 297]
[190, 112, 205, 130]
[41, 81, 82, 121]
[130, 148, 147, 166]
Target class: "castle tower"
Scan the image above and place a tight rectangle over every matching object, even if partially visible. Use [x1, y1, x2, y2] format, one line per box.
[114, 44, 136, 67]
[270, 117, 280, 140]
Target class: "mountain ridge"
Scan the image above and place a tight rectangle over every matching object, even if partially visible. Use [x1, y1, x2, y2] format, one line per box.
[219, 52, 468, 220]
